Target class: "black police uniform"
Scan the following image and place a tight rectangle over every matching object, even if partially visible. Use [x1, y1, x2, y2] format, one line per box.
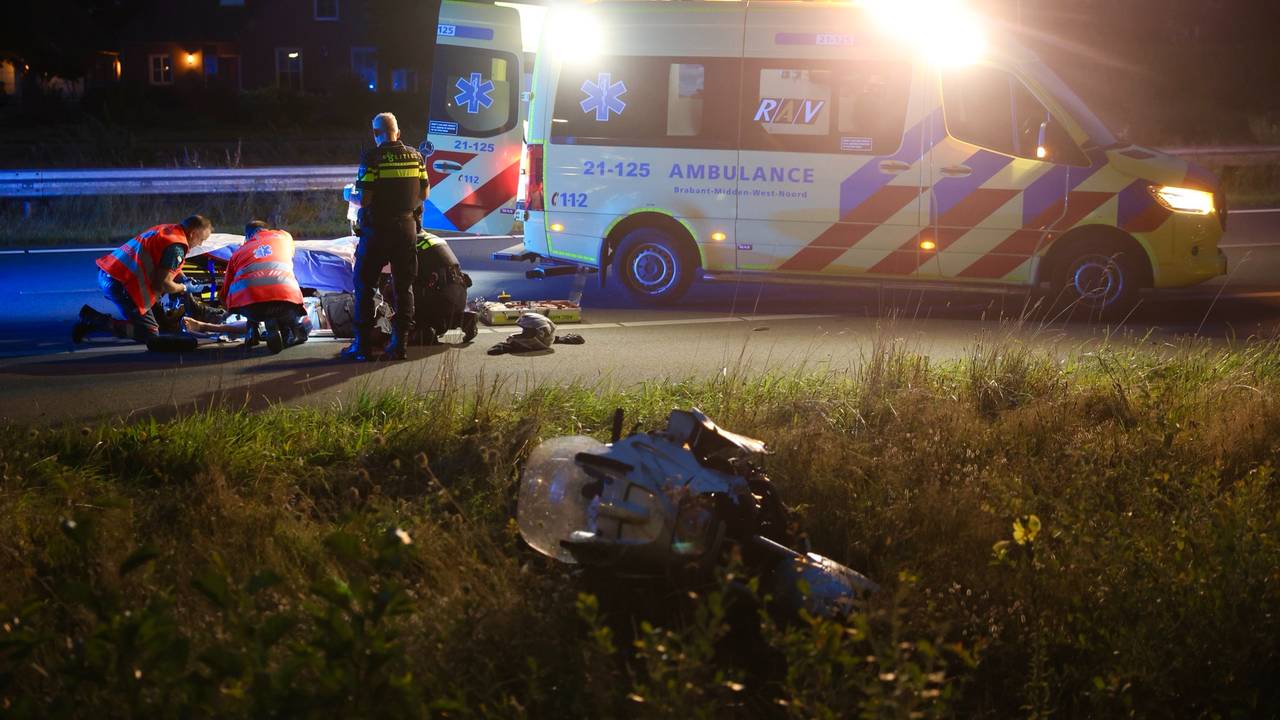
[413, 232, 475, 343]
[351, 139, 426, 357]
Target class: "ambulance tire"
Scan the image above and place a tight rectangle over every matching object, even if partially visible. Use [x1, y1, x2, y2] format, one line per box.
[1050, 239, 1143, 320]
[614, 228, 697, 304]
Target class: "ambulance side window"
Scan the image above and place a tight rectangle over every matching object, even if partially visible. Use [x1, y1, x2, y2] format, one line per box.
[942, 66, 1087, 165]
[551, 57, 738, 149]
[741, 60, 911, 155]
[429, 45, 518, 138]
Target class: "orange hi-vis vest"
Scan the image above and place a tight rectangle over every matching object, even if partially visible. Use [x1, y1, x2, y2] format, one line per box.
[95, 224, 189, 315]
[221, 229, 303, 311]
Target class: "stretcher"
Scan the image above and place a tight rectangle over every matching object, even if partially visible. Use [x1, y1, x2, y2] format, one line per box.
[185, 233, 359, 294]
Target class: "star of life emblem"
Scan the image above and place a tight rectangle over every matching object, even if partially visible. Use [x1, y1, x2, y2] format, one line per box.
[580, 72, 627, 122]
[454, 72, 495, 114]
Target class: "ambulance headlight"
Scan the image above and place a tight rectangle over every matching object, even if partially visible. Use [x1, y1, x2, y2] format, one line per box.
[546, 7, 604, 64]
[1151, 185, 1215, 216]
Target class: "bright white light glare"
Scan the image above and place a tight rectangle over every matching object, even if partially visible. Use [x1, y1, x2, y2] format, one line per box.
[496, 2, 548, 54]
[866, 0, 987, 67]
[1152, 185, 1214, 215]
[545, 7, 604, 64]
[287, 52, 299, 59]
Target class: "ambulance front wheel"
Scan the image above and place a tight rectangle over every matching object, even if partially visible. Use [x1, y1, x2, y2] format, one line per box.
[1050, 239, 1143, 319]
[614, 228, 697, 304]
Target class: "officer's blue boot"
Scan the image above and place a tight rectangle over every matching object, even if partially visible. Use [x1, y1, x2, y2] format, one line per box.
[340, 327, 373, 361]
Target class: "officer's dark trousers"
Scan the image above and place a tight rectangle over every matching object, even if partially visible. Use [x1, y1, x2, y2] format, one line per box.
[354, 219, 417, 336]
[415, 281, 467, 336]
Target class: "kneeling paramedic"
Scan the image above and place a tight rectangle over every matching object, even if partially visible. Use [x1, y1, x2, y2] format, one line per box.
[74, 215, 212, 342]
[414, 230, 477, 344]
[343, 111, 424, 362]
[222, 220, 309, 354]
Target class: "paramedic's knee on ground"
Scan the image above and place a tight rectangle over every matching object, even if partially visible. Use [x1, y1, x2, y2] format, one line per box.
[76, 215, 211, 343]
[221, 222, 308, 353]
[98, 269, 160, 339]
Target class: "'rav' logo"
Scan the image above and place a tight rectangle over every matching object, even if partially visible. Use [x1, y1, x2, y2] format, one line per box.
[754, 98, 826, 125]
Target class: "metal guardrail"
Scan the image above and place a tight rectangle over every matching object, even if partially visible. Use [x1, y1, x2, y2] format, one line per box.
[0, 166, 357, 198]
[1160, 145, 1280, 164]
[2, 146, 1278, 198]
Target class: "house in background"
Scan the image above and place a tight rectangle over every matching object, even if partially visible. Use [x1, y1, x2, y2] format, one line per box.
[0, 55, 21, 98]
[116, 0, 431, 94]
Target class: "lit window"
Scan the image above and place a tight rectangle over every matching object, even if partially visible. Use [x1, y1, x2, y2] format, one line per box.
[275, 49, 303, 91]
[314, 0, 338, 21]
[352, 47, 377, 92]
[148, 54, 173, 85]
[391, 68, 417, 93]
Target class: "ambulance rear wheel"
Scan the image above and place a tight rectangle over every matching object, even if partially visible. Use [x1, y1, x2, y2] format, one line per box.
[614, 228, 696, 304]
[1050, 239, 1142, 320]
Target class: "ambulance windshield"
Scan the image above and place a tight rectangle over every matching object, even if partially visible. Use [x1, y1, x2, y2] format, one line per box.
[1022, 60, 1119, 150]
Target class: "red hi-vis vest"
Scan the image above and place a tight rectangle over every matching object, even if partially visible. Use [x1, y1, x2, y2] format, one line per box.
[95, 224, 189, 315]
[221, 229, 304, 311]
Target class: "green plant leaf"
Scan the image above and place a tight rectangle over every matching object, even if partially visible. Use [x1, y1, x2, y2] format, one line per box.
[323, 531, 362, 563]
[311, 576, 354, 610]
[246, 570, 283, 596]
[199, 645, 246, 678]
[192, 567, 233, 610]
[119, 545, 161, 577]
[260, 613, 298, 648]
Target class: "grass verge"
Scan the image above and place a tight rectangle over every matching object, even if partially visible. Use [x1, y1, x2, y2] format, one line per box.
[0, 191, 351, 246]
[1, 339, 1278, 717]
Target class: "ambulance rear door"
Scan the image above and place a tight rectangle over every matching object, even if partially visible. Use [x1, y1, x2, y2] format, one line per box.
[423, 1, 524, 235]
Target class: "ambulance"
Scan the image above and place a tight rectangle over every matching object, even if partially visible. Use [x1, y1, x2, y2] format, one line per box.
[508, 0, 1227, 314]
[349, 0, 525, 236]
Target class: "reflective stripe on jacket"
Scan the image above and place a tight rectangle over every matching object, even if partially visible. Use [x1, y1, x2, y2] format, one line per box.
[417, 232, 461, 269]
[95, 224, 189, 314]
[221, 229, 304, 310]
[356, 141, 427, 225]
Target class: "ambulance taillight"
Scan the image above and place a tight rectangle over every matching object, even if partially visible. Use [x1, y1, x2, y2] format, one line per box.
[526, 143, 545, 211]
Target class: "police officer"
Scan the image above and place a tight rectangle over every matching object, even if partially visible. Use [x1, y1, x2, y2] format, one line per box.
[413, 230, 478, 345]
[342, 112, 426, 361]
[73, 214, 212, 343]
[222, 221, 310, 354]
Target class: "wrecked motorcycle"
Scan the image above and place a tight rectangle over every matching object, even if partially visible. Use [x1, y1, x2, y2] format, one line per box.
[517, 408, 877, 619]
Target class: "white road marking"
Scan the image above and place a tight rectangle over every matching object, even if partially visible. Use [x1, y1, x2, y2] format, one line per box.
[1212, 290, 1280, 299]
[618, 313, 833, 328]
[0, 247, 112, 255]
[296, 372, 340, 384]
[19, 289, 98, 295]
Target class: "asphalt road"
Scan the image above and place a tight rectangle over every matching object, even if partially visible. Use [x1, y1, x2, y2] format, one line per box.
[2, 212, 1279, 425]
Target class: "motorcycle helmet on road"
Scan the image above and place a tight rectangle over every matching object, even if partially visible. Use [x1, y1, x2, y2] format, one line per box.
[489, 312, 557, 355]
